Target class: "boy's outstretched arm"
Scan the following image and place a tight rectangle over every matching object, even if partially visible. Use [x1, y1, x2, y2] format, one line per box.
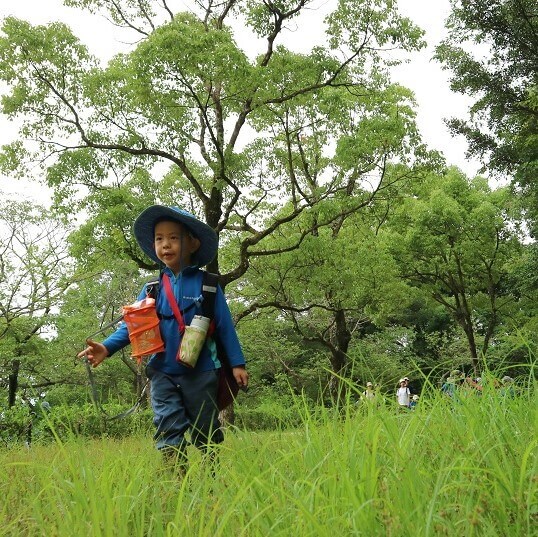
[78, 339, 109, 368]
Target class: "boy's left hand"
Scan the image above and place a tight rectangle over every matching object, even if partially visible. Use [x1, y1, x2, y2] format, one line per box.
[232, 366, 249, 391]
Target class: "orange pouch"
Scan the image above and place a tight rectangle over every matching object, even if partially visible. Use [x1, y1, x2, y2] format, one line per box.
[122, 298, 165, 363]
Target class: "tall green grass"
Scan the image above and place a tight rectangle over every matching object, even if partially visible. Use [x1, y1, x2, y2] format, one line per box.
[1, 386, 536, 536]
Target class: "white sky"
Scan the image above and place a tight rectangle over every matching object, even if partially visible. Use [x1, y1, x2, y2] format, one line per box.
[0, 0, 482, 203]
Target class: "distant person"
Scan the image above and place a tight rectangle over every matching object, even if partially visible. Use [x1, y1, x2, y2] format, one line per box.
[362, 382, 376, 402]
[460, 376, 483, 395]
[78, 205, 249, 474]
[500, 375, 515, 398]
[396, 378, 411, 409]
[409, 394, 419, 410]
[402, 376, 414, 395]
[441, 370, 464, 398]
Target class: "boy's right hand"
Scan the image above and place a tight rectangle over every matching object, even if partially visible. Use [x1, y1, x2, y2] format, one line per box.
[77, 339, 109, 368]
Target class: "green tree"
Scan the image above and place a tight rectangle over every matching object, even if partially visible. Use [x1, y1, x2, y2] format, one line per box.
[387, 167, 525, 372]
[0, 0, 427, 285]
[0, 201, 82, 406]
[435, 0, 538, 229]
[236, 200, 411, 398]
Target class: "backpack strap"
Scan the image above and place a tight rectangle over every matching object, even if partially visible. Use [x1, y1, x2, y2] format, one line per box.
[201, 271, 219, 321]
[162, 273, 186, 334]
[145, 278, 160, 300]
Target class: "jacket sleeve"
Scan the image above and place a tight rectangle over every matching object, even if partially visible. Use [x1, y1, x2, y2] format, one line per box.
[213, 285, 246, 368]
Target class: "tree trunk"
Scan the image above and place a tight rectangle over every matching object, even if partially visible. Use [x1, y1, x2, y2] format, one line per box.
[8, 360, 21, 407]
[328, 309, 351, 401]
[464, 328, 479, 376]
[455, 307, 479, 376]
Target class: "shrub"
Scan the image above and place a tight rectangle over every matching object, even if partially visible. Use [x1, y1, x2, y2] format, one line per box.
[0, 403, 153, 446]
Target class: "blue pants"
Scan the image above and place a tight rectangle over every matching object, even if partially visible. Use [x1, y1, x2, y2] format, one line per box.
[147, 367, 223, 451]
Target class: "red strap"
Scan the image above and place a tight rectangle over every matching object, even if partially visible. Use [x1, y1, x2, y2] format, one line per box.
[162, 274, 186, 334]
[207, 320, 216, 338]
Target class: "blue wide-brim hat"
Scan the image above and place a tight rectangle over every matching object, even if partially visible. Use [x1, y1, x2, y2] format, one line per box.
[133, 205, 218, 268]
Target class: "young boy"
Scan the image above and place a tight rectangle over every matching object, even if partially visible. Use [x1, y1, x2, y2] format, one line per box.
[78, 205, 248, 468]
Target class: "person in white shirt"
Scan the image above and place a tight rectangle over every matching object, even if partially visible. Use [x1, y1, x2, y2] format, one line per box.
[362, 381, 376, 401]
[396, 378, 411, 408]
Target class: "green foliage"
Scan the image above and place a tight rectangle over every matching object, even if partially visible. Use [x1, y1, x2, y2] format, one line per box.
[236, 200, 414, 396]
[0, 17, 96, 167]
[348, 325, 419, 388]
[64, 0, 158, 28]
[236, 311, 326, 400]
[0, 201, 83, 400]
[236, 395, 304, 430]
[0, 0, 428, 284]
[0, 403, 153, 447]
[326, 0, 426, 55]
[386, 167, 525, 368]
[131, 13, 253, 113]
[436, 0, 538, 231]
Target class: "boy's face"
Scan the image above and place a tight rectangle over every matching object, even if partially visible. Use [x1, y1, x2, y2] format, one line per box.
[154, 220, 200, 273]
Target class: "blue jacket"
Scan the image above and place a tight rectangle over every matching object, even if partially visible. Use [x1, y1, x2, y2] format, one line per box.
[103, 266, 246, 375]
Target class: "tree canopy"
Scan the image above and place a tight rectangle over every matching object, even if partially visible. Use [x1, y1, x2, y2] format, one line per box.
[435, 0, 538, 230]
[386, 167, 525, 371]
[0, 0, 428, 284]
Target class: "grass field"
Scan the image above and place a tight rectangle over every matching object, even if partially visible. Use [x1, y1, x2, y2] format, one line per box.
[1, 385, 536, 536]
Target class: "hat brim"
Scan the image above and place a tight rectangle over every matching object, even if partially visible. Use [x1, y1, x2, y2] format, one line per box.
[133, 205, 218, 268]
